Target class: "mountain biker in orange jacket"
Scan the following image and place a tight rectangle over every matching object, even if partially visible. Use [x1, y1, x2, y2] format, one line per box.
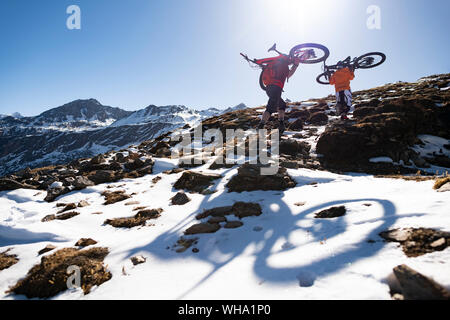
[329, 66, 355, 120]
[257, 52, 310, 134]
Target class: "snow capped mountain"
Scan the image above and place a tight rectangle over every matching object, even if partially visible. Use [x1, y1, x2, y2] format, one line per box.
[0, 112, 23, 119]
[110, 103, 247, 127]
[0, 100, 247, 176]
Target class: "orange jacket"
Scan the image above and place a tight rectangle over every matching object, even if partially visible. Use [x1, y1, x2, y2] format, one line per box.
[329, 67, 354, 92]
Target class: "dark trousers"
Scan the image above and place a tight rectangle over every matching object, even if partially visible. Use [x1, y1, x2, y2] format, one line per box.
[265, 85, 287, 114]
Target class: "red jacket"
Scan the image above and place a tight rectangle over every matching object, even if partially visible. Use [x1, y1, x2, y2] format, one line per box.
[329, 67, 354, 92]
[259, 56, 290, 89]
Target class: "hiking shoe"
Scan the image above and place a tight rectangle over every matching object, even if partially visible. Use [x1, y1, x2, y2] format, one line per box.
[278, 120, 285, 134]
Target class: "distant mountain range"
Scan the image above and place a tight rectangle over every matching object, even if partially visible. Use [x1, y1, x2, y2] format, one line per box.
[0, 99, 247, 176]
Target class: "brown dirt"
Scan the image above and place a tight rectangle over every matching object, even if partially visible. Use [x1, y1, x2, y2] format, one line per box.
[101, 190, 131, 205]
[379, 228, 450, 257]
[6, 247, 111, 298]
[0, 249, 19, 271]
[104, 208, 163, 228]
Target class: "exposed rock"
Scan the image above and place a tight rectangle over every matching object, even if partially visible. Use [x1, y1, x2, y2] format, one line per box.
[90, 155, 105, 165]
[434, 177, 450, 191]
[232, 202, 262, 219]
[226, 163, 296, 192]
[224, 221, 244, 229]
[173, 171, 221, 193]
[379, 228, 450, 257]
[101, 190, 131, 205]
[72, 176, 95, 190]
[57, 203, 77, 213]
[87, 170, 118, 184]
[314, 206, 346, 218]
[56, 211, 80, 220]
[77, 200, 90, 207]
[152, 176, 162, 183]
[170, 191, 191, 205]
[174, 237, 198, 253]
[196, 206, 233, 220]
[288, 119, 303, 131]
[38, 244, 57, 255]
[0, 250, 19, 271]
[392, 264, 450, 300]
[208, 216, 227, 224]
[75, 238, 98, 247]
[0, 178, 35, 191]
[130, 255, 146, 265]
[41, 214, 56, 222]
[7, 247, 111, 298]
[317, 96, 450, 173]
[309, 112, 328, 125]
[124, 200, 140, 206]
[184, 222, 221, 235]
[44, 187, 70, 202]
[104, 208, 163, 228]
[279, 139, 311, 158]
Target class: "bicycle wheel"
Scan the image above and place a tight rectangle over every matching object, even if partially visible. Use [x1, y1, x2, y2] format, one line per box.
[289, 43, 330, 64]
[316, 72, 330, 85]
[355, 52, 386, 69]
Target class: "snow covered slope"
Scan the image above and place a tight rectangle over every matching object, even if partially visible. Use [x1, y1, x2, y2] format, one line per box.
[0, 74, 449, 300]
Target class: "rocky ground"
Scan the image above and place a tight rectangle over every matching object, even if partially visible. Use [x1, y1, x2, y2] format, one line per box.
[0, 73, 449, 300]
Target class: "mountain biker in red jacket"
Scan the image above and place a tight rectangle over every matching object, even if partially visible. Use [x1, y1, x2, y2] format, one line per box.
[257, 52, 310, 134]
[329, 66, 355, 120]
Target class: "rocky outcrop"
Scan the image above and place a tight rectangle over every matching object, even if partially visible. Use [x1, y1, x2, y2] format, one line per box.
[226, 163, 296, 192]
[173, 171, 221, 193]
[317, 76, 450, 173]
[6, 247, 111, 298]
[379, 228, 450, 257]
[391, 264, 450, 300]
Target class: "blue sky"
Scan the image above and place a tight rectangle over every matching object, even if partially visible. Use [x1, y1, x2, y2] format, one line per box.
[0, 0, 449, 116]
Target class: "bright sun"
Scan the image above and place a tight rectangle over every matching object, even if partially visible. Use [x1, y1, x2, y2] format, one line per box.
[262, 0, 336, 35]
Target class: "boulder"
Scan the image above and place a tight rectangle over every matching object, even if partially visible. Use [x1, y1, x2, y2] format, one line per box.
[226, 164, 296, 192]
[314, 206, 346, 218]
[184, 222, 221, 235]
[173, 171, 221, 193]
[309, 112, 328, 125]
[75, 238, 98, 247]
[87, 170, 118, 184]
[0, 178, 35, 191]
[72, 176, 95, 190]
[171, 192, 191, 205]
[392, 264, 450, 300]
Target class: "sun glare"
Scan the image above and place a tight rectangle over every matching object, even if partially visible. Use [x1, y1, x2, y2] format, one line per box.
[263, 0, 337, 36]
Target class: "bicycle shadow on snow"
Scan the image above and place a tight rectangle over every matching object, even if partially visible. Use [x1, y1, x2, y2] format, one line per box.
[125, 169, 409, 299]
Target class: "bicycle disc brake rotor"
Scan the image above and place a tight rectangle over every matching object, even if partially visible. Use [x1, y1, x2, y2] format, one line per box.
[359, 57, 375, 67]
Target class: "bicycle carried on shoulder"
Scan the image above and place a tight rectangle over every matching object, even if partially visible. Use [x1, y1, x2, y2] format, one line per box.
[316, 52, 386, 85]
[241, 43, 330, 91]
